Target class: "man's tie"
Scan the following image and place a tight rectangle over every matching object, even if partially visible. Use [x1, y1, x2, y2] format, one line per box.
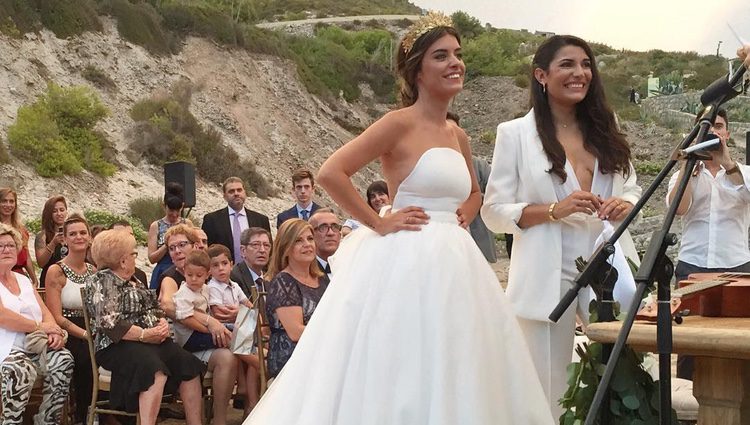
[300, 209, 309, 221]
[255, 277, 265, 292]
[324, 263, 331, 274]
[232, 212, 242, 262]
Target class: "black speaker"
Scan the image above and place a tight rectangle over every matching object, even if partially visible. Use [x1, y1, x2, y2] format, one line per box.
[164, 161, 196, 208]
[747, 131, 750, 166]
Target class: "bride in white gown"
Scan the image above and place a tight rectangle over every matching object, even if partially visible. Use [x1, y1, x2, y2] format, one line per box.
[244, 12, 554, 425]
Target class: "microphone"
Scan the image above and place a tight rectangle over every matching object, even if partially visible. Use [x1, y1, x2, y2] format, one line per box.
[700, 61, 748, 106]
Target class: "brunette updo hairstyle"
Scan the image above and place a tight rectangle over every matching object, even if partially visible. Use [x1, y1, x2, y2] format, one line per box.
[396, 26, 461, 107]
[164, 182, 185, 211]
[530, 35, 631, 181]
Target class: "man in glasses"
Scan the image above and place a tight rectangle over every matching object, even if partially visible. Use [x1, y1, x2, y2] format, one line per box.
[231, 227, 272, 298]
[308, 208, 342, 281]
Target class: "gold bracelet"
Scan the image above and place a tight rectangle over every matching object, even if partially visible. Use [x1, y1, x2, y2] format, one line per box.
[548, 202, 559, 222]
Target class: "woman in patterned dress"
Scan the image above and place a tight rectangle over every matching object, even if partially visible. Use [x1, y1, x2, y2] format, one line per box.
[0, 223, 73, 424]
[84, 229, 204, 425]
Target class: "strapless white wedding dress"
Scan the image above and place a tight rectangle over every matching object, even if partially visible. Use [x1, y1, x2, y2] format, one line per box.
[245, 148, 554, 424]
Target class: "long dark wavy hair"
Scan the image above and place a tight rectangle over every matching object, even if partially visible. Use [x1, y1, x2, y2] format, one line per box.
[396, 26, 461, 107]
[530, 35, 631, 181]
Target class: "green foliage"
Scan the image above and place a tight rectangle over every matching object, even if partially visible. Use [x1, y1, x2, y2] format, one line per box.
[129, 80, 275, 198]
[7, 83, 115, 177]
[234, 0, 419, 22]
[289, 26, 395, 101]
[0, 0, 39, 37]
[0, 135, 8, 164]
[479, 130, 496, 144]
[128, 196, 163, 230]
[83, 210, 148, 245]
[101, 0, 178, 55]
[560, 337, 678, 425]
[81, 65, 117, 91]
[36, 0, 102, 38]
[159, 1, 242, 46]
[450, 11, 484, 40]
[463, 29, 543, 78]
[24, 218, 41, 235]
[635, 161, 662, 177]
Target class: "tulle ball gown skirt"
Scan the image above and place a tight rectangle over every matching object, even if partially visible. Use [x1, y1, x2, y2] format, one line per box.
[245, 212, 554, 424]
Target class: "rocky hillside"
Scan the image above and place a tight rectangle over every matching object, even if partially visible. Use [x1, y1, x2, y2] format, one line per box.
[0, 18, 384, 222]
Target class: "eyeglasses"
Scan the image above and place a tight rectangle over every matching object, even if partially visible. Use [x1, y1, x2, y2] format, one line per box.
[314, 223, 342, 234]
[246, 242, 271, 250]
[168, 240, 192, 252]
[0, 243, 17, 252]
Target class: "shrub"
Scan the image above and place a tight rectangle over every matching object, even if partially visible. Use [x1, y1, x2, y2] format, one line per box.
[81, 65, 117, 91]
[128, 196, 164, 230]
[35, 0, 101, 39]
[0, 135, 9, 164]
[7, 83, 115, 177]
[83, 210, 148, 245]
[24, 218, 41, 235]
[129, 80, 275, 198]
[102, 0, 178, 55]
[0, 0, 40, 37]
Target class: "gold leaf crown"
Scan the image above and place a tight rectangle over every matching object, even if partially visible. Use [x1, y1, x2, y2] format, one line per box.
[402, 11, 454, 54]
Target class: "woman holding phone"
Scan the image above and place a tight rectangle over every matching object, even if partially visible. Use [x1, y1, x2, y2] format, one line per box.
[35, 196, 69, 287]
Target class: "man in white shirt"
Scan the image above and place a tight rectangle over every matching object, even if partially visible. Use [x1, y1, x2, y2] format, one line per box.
[666, 109, 750, 379]
[308, 208, 341, 282]
[667, 109, 750, 281]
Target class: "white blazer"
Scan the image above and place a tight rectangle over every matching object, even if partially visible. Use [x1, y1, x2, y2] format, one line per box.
[481, 110, 642, 322]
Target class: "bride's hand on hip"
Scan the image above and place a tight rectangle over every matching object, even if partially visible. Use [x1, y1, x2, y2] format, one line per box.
[376, 206, 429, 235]
[554, 191, 601, 219]
[456, 207, 469, 229]
[598, 196, 633, 221]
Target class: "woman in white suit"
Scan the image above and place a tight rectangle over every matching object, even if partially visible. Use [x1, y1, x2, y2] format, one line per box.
[481, 35, 641, 419]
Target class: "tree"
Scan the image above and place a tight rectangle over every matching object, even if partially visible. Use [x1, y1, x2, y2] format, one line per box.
[450, 11, 484, 40]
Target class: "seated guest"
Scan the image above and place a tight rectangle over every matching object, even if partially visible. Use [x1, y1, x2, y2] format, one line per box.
[147, 183, 189, 289]
[193, 228, 208, 252]
[366, 180, 390, 213]
[156, 224, 197, 316]
[108, 220, 148, 285]
[342, 180, 390, 237]
[84, 229, 204, 425]
[202, 177, 271, 264]
[0, 187, 38, 286]
[231, 227, 272, 297]
[0, 223, 74, 425]
[265, 219, 329, 377]
[172, 250, 238, 425]
[308, 208, 342, 281]
[43, 214, 97, 424]
[207, 244, 253, 325]
[34, 195, 69, 287]
[229, 227, 272, 413]
[276, 168, 321, 228]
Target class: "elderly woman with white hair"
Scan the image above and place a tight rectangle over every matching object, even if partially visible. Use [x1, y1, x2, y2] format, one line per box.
[0, 223, 73, 424]
[84, 229, 205, 425]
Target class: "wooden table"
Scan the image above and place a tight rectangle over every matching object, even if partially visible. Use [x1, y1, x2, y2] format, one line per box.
[587, 317, 750, 425]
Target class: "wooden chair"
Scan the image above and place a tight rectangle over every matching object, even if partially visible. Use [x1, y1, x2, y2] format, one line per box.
[251, 288, 270, 395]
[80, 288, 140, 425]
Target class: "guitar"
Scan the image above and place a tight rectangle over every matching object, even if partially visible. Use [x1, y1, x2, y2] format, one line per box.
[636, 272, 750, 321]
